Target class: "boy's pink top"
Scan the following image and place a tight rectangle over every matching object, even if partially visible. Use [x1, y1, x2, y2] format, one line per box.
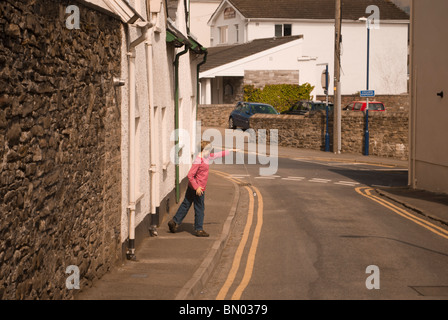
[188, 151, 229, 191]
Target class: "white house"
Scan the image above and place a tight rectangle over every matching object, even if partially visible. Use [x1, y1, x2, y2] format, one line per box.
[202, 0, 409, 101]
[200, 35, 304, 104]
[84, 0, 207, 260]
[190, 0, 221, 47]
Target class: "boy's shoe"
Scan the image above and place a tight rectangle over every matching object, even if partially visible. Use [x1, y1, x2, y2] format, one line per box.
[168, 220, 178, 233]
[195, 230, 209, 237]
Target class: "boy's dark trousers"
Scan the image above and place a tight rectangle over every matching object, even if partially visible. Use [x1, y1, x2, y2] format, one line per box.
[173, 187, 205, 231]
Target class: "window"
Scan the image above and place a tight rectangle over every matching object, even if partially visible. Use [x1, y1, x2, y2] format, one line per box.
[284, 24, 292, 36]
[275, 24, 282, 37]
[235, 24, 239, 43]
[242, 104, 251, 114]
[368, 103, 385, 111]
[161, 107, 168, 166]
[219, 26, 228, 44]
[275, 24, 292, 37]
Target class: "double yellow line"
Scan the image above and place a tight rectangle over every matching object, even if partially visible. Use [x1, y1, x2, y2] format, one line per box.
[212, 171, 264, 300]
[356, 187, 448, 240]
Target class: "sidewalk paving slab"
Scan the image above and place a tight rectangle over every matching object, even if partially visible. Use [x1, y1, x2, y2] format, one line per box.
[75, 172, 239, 300]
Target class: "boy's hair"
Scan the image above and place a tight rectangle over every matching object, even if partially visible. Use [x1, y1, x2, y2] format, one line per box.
[201, 141, 211, 152]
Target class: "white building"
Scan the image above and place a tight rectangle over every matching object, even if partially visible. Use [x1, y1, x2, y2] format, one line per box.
[201, 0, 409, 102]
[84, 0, 207, 259]
[190, 0, 221, 47]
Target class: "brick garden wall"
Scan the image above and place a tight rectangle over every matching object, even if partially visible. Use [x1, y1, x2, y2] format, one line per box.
[0, 0, 122, 299]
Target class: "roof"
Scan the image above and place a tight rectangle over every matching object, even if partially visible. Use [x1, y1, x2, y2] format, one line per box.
[221, 0, 409, 21]
[200, 35, 303, 72]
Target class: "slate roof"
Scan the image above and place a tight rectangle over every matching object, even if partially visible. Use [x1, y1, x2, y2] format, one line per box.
[225, 0, 409, 20]
[200, 35, 303, 73]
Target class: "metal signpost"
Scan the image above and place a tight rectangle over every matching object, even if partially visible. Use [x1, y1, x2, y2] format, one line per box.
[362, 17, 372, 156]
[318, 63, 330, 152]
[361, 90, 375, 156]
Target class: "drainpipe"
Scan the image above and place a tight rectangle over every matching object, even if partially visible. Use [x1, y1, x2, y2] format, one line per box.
[174, 44, 189, 203]
[126, 21, 153, 260]
[145, 11, 159, 236]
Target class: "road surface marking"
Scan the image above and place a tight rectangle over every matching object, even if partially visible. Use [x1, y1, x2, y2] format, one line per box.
[356, 187, 448, 240]
[335, 181, 360, 186]
[335, 182, 358, 186]
[339, 180, 360, 184]
[282, 177, 305, 181]
[309, 178, 331, 183]
[292, 157, 399, 169]
[231, 185, 263, 300]
[216, 186, 255, 300]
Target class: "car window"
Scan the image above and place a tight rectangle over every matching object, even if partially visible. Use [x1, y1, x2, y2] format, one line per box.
[302, 102, 311, 111]
[354, 103, 363, 110]
[291, 103, 300, 111]
[242, 104, 251, 114]
[368, 103, 385, 111]
[251, 104, 277, 114]
[313, 103, 327, 111]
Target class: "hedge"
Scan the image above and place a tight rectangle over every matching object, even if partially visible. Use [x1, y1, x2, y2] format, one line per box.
[243, 83, 315, 113]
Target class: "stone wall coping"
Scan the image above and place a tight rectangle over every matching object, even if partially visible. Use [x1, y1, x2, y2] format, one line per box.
[251, 111, 408, 120]
[199, 104, 235, 108]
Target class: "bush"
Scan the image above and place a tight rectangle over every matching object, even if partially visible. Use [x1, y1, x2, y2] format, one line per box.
[244, 83, 315, 113]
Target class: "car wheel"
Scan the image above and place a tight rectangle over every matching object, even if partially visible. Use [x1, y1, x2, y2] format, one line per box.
[229, 117, 236, 129]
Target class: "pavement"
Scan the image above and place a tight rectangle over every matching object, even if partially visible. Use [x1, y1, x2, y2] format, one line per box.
[76, 172, 240, 300]
[75, 140, 448, 300]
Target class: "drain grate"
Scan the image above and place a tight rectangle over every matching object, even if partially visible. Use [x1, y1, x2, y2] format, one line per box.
[410, 286, 448, 297]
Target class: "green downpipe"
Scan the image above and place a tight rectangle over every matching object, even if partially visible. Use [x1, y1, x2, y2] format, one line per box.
[174, 44, 189, 203]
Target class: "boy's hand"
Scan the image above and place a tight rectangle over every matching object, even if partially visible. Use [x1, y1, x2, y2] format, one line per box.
[196, 187, 204, 196]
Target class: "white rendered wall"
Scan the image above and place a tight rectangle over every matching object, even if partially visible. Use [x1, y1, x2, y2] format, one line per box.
[246, 20, 409, 96]
[190, 0, 221, 47]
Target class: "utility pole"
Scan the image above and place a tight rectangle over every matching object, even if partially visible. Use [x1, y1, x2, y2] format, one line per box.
[334, 0, 342, 154]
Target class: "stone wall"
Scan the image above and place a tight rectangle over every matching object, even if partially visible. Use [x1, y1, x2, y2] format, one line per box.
[244, 70, 300, 88]
[249, 111, 409, 160]
[316, 94, 410, 112]
[198, 104, 235, 128]
[0, 0, 122, 299]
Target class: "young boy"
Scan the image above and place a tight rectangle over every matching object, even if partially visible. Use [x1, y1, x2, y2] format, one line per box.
[168, 141, 231, 237]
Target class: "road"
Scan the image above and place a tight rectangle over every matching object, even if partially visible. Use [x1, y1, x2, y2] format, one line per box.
[198, 149, 448, 300]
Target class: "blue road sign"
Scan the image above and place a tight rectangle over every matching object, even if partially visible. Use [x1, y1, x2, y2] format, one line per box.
[360, 90, 375, 98]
